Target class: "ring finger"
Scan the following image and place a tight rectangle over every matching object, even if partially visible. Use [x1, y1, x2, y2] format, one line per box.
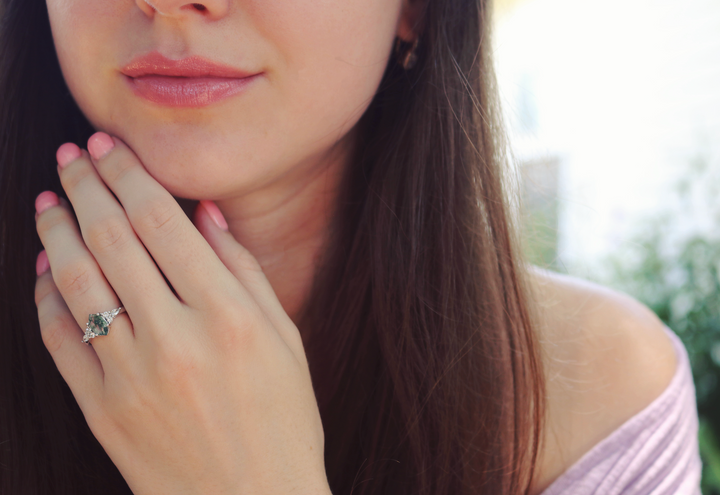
[55, 145, 184, 343]
[35, 191, 134, 365]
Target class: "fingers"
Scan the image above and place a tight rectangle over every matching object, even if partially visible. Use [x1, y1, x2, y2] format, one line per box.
[55, 143, 183, 329]
[35, 192, 136, 363]
[85, 132, 249, 312]
[34, 261, 104, 417]
[191, 201, 286, 315]
[192, 201, 307, 364]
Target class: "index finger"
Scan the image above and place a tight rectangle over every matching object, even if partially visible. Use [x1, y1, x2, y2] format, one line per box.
[86, 132, 249, 311]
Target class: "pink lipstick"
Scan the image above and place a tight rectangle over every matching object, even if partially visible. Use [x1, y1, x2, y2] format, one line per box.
[121, 51, 262, 107]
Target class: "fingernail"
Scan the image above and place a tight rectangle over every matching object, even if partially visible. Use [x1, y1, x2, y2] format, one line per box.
[199, 200, 228, 231]
[87, 132, 115, 160]
[35, 191, 59, 215]
[56, 142, 82, 169]
[36, 250, 49, 276]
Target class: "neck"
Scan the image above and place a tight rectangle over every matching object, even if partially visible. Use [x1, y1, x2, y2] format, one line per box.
[177, 134, 353, 327]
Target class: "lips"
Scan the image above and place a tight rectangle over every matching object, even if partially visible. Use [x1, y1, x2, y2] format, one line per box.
[121, 51, 262, 107]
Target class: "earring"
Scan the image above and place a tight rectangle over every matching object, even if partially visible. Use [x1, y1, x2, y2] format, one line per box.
[394, 37, 420, 70]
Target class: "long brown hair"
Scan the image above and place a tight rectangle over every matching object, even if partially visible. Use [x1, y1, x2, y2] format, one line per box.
[0, 0, 545, 493]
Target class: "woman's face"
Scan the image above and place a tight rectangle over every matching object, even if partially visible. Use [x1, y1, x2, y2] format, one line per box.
[46, 0, 416, 200]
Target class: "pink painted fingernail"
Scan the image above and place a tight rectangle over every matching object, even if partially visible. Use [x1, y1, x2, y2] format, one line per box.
[87, 132, 115, 160]
[35, 191, 59, 215]
[56, 142, 82, 169]
[36, 250, 49, 276]
[199, 200, 228, 231]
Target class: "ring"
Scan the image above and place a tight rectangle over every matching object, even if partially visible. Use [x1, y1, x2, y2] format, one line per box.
[82, 306, 126, 345]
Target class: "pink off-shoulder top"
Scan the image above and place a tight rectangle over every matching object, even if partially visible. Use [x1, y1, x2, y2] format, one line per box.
[540, 325, 703, 495]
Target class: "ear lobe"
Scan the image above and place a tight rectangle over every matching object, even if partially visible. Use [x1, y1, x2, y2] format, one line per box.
[396, 0, 426, 43]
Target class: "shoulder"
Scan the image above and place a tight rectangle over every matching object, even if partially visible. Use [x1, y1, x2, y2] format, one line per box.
[525, 265, 678, 494]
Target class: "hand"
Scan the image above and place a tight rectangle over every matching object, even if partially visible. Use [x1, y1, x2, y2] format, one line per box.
[33, 132, 331, 495]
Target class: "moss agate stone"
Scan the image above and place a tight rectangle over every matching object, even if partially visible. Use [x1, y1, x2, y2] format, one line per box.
[87, 313, 110, 336]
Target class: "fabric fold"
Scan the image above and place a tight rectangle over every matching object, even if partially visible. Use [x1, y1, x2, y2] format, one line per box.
[540, 325, 702, 495]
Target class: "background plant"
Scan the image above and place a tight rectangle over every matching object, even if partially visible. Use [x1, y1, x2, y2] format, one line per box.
[579, 151, 720, 495]
[519, 147, 720, 493]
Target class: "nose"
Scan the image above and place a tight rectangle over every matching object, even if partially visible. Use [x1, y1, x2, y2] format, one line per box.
[136, 0, 230, 20]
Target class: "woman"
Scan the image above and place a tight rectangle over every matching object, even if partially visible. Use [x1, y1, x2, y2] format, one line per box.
[0, 0, 702, 493]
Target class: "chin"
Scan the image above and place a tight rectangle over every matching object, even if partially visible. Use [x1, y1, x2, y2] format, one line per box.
[143, 153, 228, 200]
[131, 142, 265, 201]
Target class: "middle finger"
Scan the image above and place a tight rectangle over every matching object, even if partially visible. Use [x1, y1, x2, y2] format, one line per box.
[56, 144, 182, 328]
[85, 132, 247, 311]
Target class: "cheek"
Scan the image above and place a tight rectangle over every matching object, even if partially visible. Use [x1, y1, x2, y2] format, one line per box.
[261, 0, 401, 117]
[175, 0, 403, 193]
[47, 0, 135, 126]
[46, 0, 403, 200]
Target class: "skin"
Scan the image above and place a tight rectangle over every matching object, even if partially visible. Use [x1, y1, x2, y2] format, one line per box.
[35, 0, 423, 493]
[36, 138, 332, 495]
[525, 267, 678, 494]
[45, 0, 423, 323]
[35, 0, 680, 493]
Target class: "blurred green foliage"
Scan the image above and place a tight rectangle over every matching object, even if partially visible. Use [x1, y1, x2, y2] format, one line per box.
[599, 224, 720, 494]
[519, 149, 720, 493]
[521, 199, 560, 269]
[518, 157, 561, 270]
[583, 153, 720, 494]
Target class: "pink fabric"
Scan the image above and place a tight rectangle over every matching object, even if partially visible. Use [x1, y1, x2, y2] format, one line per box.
[540, 325, 703, 495]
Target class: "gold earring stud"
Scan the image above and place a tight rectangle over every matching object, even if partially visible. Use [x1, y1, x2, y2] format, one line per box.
[394, 37, 419, 70]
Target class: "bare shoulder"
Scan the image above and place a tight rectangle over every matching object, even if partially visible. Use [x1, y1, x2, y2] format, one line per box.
[525, 265, 678, 495]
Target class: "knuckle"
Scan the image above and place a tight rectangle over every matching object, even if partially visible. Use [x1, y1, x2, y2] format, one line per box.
[35, 205, 71, 238]
[210, 302, 261, 353]
[233, 245, 264, 273]
[40, 312, 74, 354]
[221, 324, 258, 355]
[101, 153, 135, 185]
[55, 259, 95, 299]
[135, 199, 182, 240]
[34, 273, 58, 306]
[85, 215, 132, 253]
[61, 162, 95, 194]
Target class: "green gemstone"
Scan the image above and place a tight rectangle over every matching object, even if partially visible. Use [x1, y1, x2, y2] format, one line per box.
[88, 314, 109, 336]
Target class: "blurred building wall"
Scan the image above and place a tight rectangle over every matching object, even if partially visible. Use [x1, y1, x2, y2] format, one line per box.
[493, 0, 720, 273]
